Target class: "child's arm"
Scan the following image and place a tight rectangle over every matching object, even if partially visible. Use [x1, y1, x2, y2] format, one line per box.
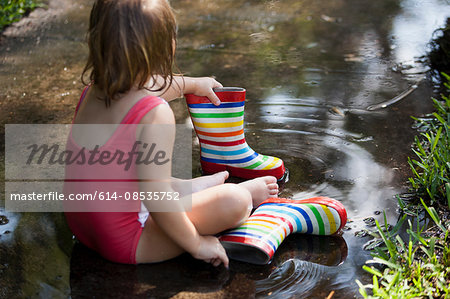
[137, 103, 229, 268]
[157, 75, 223, 105]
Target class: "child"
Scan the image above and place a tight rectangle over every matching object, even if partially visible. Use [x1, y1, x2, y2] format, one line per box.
[64, 0, 279, 268]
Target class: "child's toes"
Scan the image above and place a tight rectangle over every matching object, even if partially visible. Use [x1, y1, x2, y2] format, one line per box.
[267, 183, 278, 190]
[269, 190, 279, 197]
[216, 171, 229, 181]
[268, 183, 279, 196]
[263, 176, 277, 184]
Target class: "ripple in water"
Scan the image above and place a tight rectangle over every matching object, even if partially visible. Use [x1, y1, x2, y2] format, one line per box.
[255, 259, 330, 298]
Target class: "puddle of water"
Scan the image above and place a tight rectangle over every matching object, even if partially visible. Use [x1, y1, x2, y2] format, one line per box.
[391, 0, 449, 68]
[0, 209, 73, 298]
[1, 0, 449, 297]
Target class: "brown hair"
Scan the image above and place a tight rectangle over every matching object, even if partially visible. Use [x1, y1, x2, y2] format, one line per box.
[82, 0, 177, 106]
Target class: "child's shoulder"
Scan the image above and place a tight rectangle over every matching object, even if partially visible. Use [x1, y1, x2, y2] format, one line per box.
[134, 92, 174, 125]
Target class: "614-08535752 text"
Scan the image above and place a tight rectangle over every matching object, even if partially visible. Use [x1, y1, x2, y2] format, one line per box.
[9, 191, 180, 201]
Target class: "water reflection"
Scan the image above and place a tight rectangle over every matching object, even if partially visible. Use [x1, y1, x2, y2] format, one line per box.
[391, 0, 449, 67]
[69, 234, 348, 298]
[255, 259, 354, 298]
[70, 243, 230, 298]
[0, 0, 448, 297]
[0, 211, 72, 298]
[254, 91, 398, 216]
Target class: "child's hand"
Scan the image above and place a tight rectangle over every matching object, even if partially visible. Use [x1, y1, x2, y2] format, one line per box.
[191, 235, 229, 268]
[193, 77, 223, 106]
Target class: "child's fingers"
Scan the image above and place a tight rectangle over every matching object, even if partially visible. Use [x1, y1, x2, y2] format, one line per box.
[212, 78, 223, 88]
[209, 79, 222, 106]
[218, 244, 229, 268]
[206, 258, 219, 266]
[205, 257, 223, 267]
[195, 235, 229, 268]
[207, 90, 221, 106]
[211, 258, 221, 267]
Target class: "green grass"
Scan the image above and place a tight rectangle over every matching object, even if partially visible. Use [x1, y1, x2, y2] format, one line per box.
[357, 75, 450, 298]
[408, 73, 450, 208]
[357, 202, 450, 299]
[0, 0, 43, 31]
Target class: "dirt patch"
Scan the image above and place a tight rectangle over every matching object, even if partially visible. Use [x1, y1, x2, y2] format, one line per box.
[0, 0, 93, 203]
[0, 0, 92, 133]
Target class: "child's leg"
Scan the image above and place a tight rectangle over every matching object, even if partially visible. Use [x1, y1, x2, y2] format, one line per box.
[172, 172, 278, 204]
[169, 171, 229, 197]
[189, 170, 230, 193]
[135, 183, 251, 263]
[135, 176, 278, 263]
[188, 173, 278, 206]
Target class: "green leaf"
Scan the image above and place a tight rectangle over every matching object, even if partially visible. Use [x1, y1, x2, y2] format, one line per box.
[367, 257, 402, 270]
[419, 245, 433, 259]
[373, 274, 379, 291]
[433, 112, 446, 126]
[408, 239, 414, 266]
[356, 280, 369, 298]
[446, 182, 450, 209]
[430, 127, 442, 153]
[363, 265, 383, 277]
[375, 219, 396, 259]
[407, 229, 428, 246]
[386, 271, 400, 290]
[420, 198, 446, 231]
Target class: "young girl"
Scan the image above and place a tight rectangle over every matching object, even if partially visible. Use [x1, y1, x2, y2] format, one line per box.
[64, 0, 278, 268]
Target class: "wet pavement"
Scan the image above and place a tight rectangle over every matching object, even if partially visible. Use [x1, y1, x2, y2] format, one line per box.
[1, 0, 449, 298]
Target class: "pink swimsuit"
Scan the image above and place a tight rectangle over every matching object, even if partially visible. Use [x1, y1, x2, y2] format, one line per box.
[64, 87, 167, 264]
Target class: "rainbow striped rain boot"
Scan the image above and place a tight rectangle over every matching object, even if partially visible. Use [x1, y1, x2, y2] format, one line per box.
[185, 87, 287, 181]
[219, 197, 347, 265]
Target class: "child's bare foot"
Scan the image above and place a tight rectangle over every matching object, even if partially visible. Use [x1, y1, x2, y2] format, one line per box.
[238, 176, 278, 207]
[191, 171, 229, 193]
